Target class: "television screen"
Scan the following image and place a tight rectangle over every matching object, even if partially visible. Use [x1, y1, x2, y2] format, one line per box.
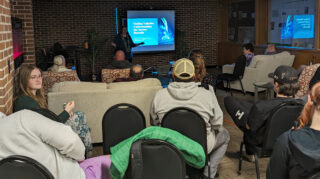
[127, 10, 175, 53]
[281, 14, 314, 40]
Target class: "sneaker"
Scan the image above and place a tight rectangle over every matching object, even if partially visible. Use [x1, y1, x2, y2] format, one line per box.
[243, 153, 255, 162]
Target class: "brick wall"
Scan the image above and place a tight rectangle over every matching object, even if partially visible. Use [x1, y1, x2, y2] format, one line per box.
[11, 0, 35, 64]
[0, 0, 13, 114]
[33, 0, 218, 76]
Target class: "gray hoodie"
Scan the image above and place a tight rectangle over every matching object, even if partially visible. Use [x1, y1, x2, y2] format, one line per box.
[150, 82, 223, 152]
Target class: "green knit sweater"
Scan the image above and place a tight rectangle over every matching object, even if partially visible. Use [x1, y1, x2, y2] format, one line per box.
[13, 95, 69, 123]
[109, 126, 206, 179]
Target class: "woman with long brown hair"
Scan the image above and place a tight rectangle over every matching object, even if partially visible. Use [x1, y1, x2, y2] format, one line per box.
[13, 64, 93, 157]
[189, 49, 214, 89]
[267, 81, 320, 179]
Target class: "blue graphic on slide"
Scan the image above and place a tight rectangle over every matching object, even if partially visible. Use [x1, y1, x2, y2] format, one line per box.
[128, 18, 158, 46]
[158, 17, 174, 45]
[281, 15, 294, 40]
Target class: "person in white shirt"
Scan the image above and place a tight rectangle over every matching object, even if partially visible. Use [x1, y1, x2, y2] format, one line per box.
[0, 110, 112, 179]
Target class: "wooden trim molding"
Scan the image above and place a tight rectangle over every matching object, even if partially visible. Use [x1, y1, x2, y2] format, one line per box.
[255, 0, 268, 45]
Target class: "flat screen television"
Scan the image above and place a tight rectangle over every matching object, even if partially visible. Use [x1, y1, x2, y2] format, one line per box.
[127, 10, 175, 53]
[281, 14, 314, 40]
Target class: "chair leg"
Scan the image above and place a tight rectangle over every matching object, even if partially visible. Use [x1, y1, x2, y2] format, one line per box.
[254, 154, 260, 179]
[208, 158, 211, 179]
[238, 142, 244, 175]
[239, 79, 246, 95]
[227, 80, 233, 96]
[214, 78, 218, 92]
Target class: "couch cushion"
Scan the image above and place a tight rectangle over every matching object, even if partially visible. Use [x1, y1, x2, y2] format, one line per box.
[50, 81, 107, 93]
[108, 78, 162, 89]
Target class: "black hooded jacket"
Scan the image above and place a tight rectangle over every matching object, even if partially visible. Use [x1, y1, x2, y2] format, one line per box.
[267, 127, 320, 179]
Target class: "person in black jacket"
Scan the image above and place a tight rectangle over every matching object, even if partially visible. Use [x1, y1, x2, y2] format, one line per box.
[111, 26, 144, 62]
[224, 66, 303, 161]
[267, 81, 320, 179]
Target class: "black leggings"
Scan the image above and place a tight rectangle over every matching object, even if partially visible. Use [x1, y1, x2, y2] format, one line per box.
[224, 96, 253, 131]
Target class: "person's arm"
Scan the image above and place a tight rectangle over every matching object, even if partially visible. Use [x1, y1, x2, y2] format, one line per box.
[128, 34, 144, 47]
[149, 98, 160, 126]
[267, 132, 290, 179]
[111, 35, 118, 48]
[22, 110, 85, 161]
[57, 111, 70, 123]
[210, 91, 223, 129]
[150, 93, 161, 126]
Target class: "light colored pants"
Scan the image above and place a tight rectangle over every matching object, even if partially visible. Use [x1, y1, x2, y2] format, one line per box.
[204, 126, 230, 177]
[79, 155, 112, 179]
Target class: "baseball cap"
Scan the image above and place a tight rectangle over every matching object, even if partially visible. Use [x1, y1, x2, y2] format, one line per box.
[268, 65, 298, 84]
[173, 58, 195, 80]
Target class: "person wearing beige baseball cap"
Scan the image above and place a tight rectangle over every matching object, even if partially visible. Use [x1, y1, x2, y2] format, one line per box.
[150, 58, 230, 178]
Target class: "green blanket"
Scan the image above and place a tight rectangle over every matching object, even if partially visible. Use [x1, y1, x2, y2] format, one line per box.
[109, 126, 206, 179]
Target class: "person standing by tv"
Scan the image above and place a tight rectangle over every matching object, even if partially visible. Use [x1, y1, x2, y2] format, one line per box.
[111, 26, 144, 63]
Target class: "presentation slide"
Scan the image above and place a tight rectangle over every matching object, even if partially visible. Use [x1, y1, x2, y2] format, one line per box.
[281, 14, 314, 40]
[293, 15, 314, 39]
[127, 10, 175, 53]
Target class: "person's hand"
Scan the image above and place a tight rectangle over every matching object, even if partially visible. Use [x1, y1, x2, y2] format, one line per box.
[139, 42, 145, 45]
[64, 101, 75, 115]
[111, 42, 116, 48]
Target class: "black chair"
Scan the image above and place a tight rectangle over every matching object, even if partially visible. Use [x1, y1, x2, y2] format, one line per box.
[0, 155, 54, 179]
[125, 139, 186, 179]
[102, 103, 146, 154]
[215, 55, 246, 96]
[238, 101, 304, 179]
[161, 107, 210, 178]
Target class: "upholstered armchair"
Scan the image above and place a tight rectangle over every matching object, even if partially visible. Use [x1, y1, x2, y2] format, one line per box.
[296, 63, 320, 98]
[222, 51, 295, 93]
[42, 71, 80, 94]
[101, 68, 130, 83]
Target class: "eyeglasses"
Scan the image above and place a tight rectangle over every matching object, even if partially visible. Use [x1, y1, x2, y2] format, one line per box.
[30, 75, 42, 80]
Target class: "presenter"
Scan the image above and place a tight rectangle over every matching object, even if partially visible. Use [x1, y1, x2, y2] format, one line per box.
[111, 26, 144, 63]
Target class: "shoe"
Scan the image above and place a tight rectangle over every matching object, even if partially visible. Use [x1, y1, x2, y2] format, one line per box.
[243, 153, 255, 162]
[202, 172, 219, 179]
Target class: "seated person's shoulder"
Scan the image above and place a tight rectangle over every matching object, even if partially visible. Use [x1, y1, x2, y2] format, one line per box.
[255, 97, 304, 111]
[14, 96, 39, 112]
[15, 95, 35, 104]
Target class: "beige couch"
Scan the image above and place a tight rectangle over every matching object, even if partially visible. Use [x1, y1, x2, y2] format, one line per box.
[47, 78, 163, 143]
[222, 51, 295, 92]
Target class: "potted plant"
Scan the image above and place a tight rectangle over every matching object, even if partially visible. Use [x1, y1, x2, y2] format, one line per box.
[85, 29, 108, 81]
